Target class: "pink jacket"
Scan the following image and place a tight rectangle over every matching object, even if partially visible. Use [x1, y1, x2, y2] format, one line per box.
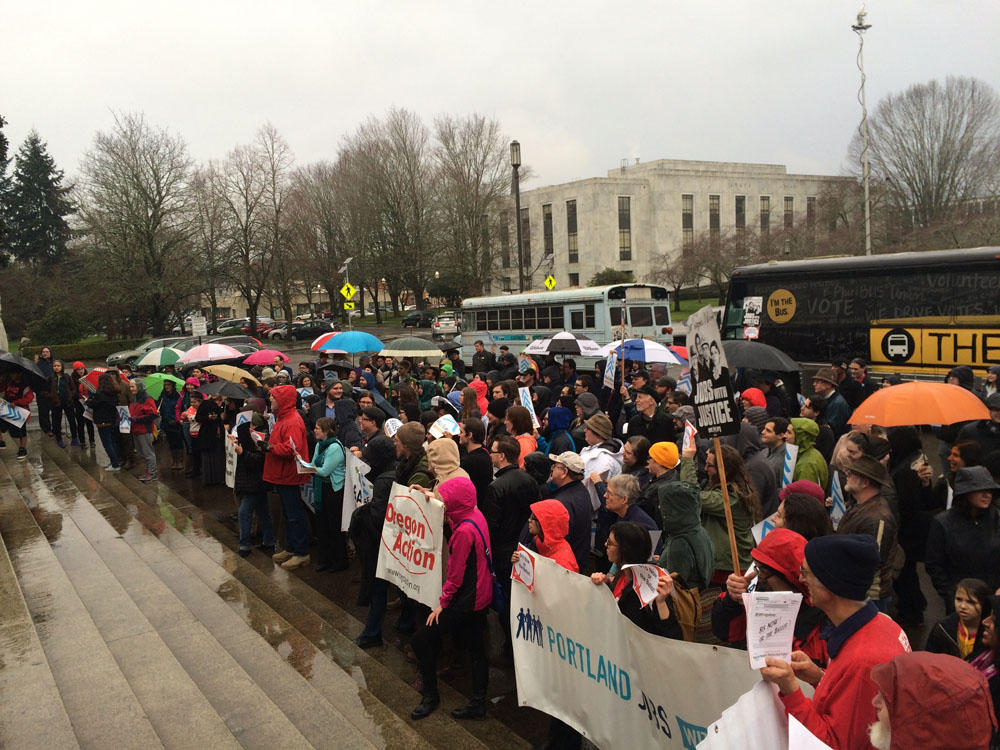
[438, 477, 493, 612]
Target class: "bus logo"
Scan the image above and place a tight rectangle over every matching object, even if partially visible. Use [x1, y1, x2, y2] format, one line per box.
[880, 328, 914, 363]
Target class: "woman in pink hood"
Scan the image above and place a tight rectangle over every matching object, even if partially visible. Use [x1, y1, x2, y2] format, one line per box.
[410, 476, 492, 722]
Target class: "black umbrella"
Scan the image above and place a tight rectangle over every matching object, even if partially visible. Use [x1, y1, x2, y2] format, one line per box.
[199, 380, 254, 400]
[0, 351, 49, 390]
[721, 340, 800, 372]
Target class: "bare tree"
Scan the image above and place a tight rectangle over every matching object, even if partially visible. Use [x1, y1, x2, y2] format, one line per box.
[649, 253, 698, 312]
[77, 111, 196, 334]
[188, 165, 232, 332]
[850, 76, 1000, 228]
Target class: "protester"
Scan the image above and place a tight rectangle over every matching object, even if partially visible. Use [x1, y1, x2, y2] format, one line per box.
[810, 368, 850, 437]
[925, 466, 1000, 609]
[725, 421, 780, 517]
[177, 377, 201, 476]
[760, 534, 910, 749]
[157, 380, 184, 471]
[33, 345, 54, 435]
[86, 373, 119, 469]
[761, 417, 792, 485]
[591, 521, 681, 639]
[657, 470, 715, 591]
[265, 384, 312, 571]
[925, 577, 992, 659]
[538, 452, 592, 572]
[425, 437, 469, 488]
[968, 594, 1000, 728]
[459, 418, 492, 507]
[311, 416, 348, 572]
[957, 393, 1000, 457]
[128, 379, 159, 482]
[195, 392, 226, 485]
[593, 473, 656, 572]
[790, 417, 829, 491]
[621, 383, 675, 444]
[70, 362, 95, 448]
[232, 399, 274, 557]
[49, 360, 79, 448]
[773, 482, 833, 540]
[505, 405, 536, 468]
[638, 441, 679, 526]
[410, 477, 492, 721]
[579, 413, 623, 510]
[543, 405, 575, 454]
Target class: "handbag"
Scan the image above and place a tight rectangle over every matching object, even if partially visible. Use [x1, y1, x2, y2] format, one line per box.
[669, 572, 702, 642]
[458, 519, 505, 613]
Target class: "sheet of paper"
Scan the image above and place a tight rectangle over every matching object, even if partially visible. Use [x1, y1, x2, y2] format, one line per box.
[741, 591, 802, 669]
[512, 543, 536, 592]
[429, 414, 461, 439]
[384, 418, 402, 438]
[682, 420, 697, 454]
[295, 453, 317, 474]
[622, 563, 666, 608]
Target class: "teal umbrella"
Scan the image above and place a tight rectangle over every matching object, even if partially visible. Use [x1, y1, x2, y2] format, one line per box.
[144, 372, 184, 400]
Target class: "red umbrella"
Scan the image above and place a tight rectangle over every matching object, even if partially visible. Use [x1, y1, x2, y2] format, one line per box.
[848, 381, 990, 427]
[81, 367, 129, 392]
[243, 348, 289, 366]
[669, 344, 689, 362]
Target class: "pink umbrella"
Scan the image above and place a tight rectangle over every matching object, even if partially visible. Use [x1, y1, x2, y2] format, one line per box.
[243, 348, 289, 366]
[179, 343, 243, 364]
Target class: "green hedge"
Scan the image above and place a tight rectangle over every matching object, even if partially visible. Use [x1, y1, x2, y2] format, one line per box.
[21, 339, 148, 361]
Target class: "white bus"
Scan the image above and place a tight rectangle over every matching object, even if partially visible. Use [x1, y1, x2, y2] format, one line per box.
[460, 283, 673, 354]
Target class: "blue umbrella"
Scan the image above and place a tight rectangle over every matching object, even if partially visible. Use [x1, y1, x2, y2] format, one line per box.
[322, 331, 384, 354]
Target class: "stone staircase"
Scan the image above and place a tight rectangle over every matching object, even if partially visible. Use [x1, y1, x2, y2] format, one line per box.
[0, 432, 531, 749]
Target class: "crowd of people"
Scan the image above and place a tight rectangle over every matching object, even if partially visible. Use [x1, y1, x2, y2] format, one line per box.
[6, 341, 1000, 747]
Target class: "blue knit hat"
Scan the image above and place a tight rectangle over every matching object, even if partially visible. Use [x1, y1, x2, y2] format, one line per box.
[804, 534, 880, 601]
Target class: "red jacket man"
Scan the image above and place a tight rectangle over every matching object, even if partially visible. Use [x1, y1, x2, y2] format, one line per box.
[266, 385, 311, 569]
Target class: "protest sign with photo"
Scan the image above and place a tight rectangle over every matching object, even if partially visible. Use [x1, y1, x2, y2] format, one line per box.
[686, 306, 739, 438]
[375, 482, 445, 610]
[512, 551, 759, 749]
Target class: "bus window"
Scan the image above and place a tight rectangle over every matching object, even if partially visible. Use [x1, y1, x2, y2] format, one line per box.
[610, 307, 623, 326]
[511, 307, 523, 328]
[476, 311, 487, 331]
[585, 304, 596, 328]
[487, 310, 498, 330]
[499, 308, 511, 330]
[524, 307, 536, 329]
[550, 306, 564, 329]
[571, 310, 584, 329]
[654, 306, 670, 325]
[629, 307, 653, 327]
[537, 306, 550, 329]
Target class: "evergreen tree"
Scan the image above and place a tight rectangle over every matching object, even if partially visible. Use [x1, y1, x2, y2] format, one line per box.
[6, 130, 73, 265]
[0, 115, 11, 262]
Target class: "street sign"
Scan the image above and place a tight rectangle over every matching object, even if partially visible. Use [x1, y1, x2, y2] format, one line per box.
[544, 275, 556, 291]
[191, 315, 207, 337]
[340, 282, 357, 299]
[344, 302, 355, 310]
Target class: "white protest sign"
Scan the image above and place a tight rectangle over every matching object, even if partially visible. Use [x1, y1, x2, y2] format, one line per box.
[0, 398, 30, 428]
[342, 451, 373, 532]
[622, 564, 666, 608]
[518, 387, 540, 429]
[375, 482, 445, 610]
[429, 414, 461, 439]
[603, 352, 617, 389]
[687, 306, 738, 438]
[117, 406, 131, 434]
[781, 443, 799, 488]
[232, 409, 253, 437]
[697, 681, 788, 750]
[80, 398, 94, 423]
[224, 436, 237, 488]
[300, 480, 316, 513]
[512, 554, 760, 749]
[384, 418, 402, 438]
[512, 543, 536, 592]
[751, 511, 778, 545]
[788, 715, 833, 749]
[829, 471, 846, 530]
[740, 591, 802, 669]
[682, 420, 697, 454]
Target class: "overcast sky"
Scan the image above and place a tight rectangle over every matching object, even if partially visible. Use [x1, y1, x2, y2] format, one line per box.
[4, 0, 999, 189]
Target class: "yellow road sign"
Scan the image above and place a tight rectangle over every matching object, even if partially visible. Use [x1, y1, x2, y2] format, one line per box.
[544, 274, 556, 290]
[340, 282, 357, 299]
[343, 302, 355, 310]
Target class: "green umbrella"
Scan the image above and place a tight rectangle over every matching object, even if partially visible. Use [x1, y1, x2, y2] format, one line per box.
[144, 372, 185, 400]
[135, 347, 183, 367]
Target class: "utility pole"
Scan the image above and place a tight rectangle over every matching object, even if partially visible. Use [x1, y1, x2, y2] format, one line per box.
[852, 7, 873, 256]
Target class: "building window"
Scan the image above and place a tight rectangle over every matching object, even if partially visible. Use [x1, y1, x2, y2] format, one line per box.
[542, 203, 553, 260]
[709, 194, 720, 248]
[784, 196, 793, 229]
[618, 196, 632, 261]
[760, 196, 771, 253]
[566, 199, 578, 263]
[500, 211, 510, 268]
[735, 195, 746, 247]
[568, 272, 579, 286]
[806, 196, 816, 249]
[682, 194, 694, 256]
[520, 207, 531, 269]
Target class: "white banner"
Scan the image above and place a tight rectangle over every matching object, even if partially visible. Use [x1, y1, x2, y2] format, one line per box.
[0, 397, 29, 428]
[225, 436, 237, 488]
[512, 552, 760, 749]
[341, 452, 373, 532]
[375, 482, 445, 610]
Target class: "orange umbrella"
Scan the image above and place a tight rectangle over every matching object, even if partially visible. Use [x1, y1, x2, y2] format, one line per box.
[847, 381, 990, 426]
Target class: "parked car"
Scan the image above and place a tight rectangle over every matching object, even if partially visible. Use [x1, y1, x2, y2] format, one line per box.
[241, 317, 275, 336]
[401, 311, 435, 328]
[268, 318, 338, 341]
[432, 312, 460, 337]
[106, 336, 187, 368]
[215, 317, 253, 335]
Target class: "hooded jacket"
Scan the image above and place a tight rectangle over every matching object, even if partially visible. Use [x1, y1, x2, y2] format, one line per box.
[426, 437, 469, 487]
[870, 651, 998, 749]
[469, 379, 489, 414]
[790, 418, 829, 492]
[679, 456, 757, 573]
[530, 499, 578, 573]
[657, 479, 715, 590]
[545, 406, 576, 454]
[726, 421, 780, 517]
[263, 385, 309, 486]
[333, 398, 363, 450]
[438, 477, 493, 612]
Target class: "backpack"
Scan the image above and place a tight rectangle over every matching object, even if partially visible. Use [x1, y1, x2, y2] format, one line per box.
[669, 572, 702, 642]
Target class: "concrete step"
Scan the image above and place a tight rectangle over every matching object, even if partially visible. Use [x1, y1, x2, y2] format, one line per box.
[0, 457, 164, 749]
[39, 439, 419, 749]
[59, 438, 525, 748]
[24, 442, 379, 750]
[0, 474, 78, 749]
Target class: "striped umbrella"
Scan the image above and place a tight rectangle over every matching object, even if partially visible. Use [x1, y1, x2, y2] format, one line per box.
[597, 339, 687, 365]
[178, 343, 243, 364]
[310, 332, 348, 354]
[134, 347, 183, 368]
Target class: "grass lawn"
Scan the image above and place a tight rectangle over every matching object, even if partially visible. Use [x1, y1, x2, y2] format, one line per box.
[670, 297, 724, 323]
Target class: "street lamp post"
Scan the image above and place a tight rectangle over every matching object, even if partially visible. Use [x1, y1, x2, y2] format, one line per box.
[852, 8, 873, 256]
[510, 140, 525, 292]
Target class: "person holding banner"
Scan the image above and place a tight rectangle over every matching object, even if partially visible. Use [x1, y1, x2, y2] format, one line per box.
[265, 384, 312, 571]
[71, 362, 96, 448]
[410, 477, 492, 721]
[233, 401, 275, 557]
[1, 371, 34, 460]
[311, 417, 348, 572]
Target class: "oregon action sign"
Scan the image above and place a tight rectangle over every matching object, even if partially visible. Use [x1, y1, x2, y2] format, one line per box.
[375, 482, 445, 610]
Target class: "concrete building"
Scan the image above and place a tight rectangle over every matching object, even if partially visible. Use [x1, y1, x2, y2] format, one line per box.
[500, 158, 854, 292]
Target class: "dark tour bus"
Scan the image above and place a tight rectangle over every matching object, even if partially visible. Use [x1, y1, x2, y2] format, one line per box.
[721, 246, 1000, 377]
